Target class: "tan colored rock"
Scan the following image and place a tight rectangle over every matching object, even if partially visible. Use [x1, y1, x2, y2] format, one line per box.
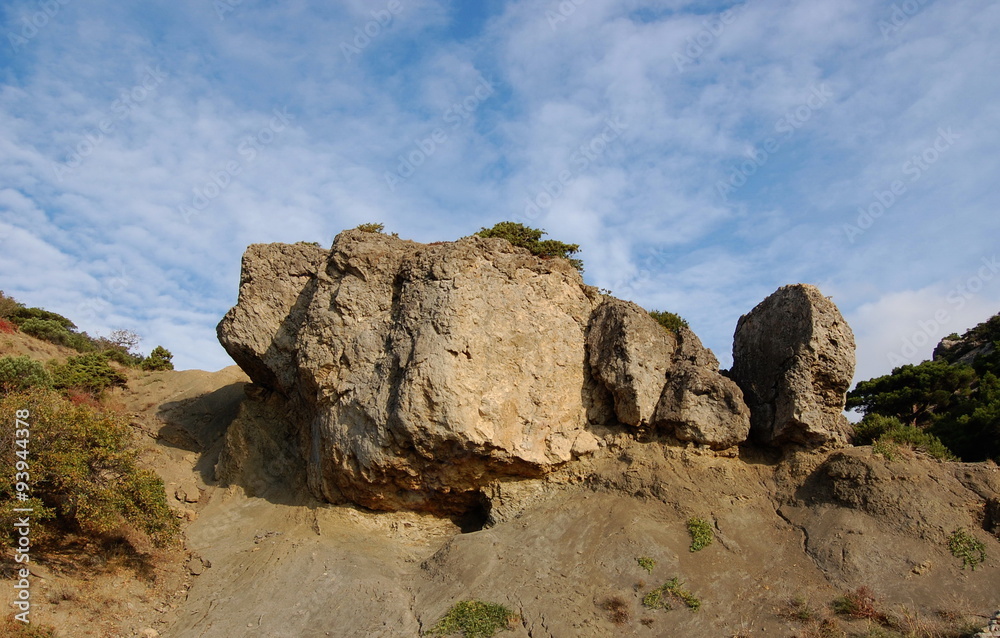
[218, 230, 605, 514]
[174, 482, 200, 503]
[586, 299, 676, 426]
[652, 327, 750, 449]
[586, 300, 750, 449]
[731, 284, 855, 447]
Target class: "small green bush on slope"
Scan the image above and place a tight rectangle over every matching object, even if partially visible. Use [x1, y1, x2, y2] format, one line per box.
[49, 352, 128, 395]
[852, 414, 955, 461]
[141, 345, 174, 371]
[0, 356, 52, 393]
[0, 389, 178, 548]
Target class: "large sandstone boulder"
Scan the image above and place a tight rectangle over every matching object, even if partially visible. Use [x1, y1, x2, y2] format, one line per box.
[731, 284, 855, 447]
[218, 233, 850, 515]
[218, 230, 606, 514]
[586, 299, 750, 449]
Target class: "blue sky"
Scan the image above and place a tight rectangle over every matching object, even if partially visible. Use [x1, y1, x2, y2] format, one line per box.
[1, 0, 998, 386]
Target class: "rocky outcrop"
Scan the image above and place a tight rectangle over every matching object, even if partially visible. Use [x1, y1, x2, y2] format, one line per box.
[731, 284, 855, 447]
[218, 232, 855, 514]
[586, 300, 676, 427]
[218, 231, 608, 513]
[586, 299, 750, 449]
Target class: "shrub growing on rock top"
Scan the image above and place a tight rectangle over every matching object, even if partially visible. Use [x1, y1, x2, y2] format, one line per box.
[948, 528, 986, 570]
[649, 310, 689, 333]
[475, 222, 583, 272]
[642, 578, 701, 611]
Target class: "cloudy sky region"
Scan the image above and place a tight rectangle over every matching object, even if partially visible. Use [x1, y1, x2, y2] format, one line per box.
[1, 0, 998, 386]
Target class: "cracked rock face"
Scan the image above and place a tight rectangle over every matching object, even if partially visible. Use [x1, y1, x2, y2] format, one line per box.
[217, 230, 606, 513]
[731, 284, 855, 447]
[217, 232, 845, 514]
[587, 299, 750, 449]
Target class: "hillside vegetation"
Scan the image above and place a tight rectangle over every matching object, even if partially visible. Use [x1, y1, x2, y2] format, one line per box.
[848, 313, 1000, 462]
[0, 292, 179, 556]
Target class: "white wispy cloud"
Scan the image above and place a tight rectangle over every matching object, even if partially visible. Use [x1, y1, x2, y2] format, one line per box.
[0, 0, 997, 382]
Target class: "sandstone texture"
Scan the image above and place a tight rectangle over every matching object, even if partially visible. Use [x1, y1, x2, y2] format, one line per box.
[217, 232, 857, 514]
[218, 230, 607, 513]
[732, 284, 856, 447]
[586, 299, 749, 448]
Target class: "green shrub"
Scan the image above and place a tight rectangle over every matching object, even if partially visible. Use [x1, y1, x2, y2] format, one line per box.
[687, 517, 713, 552]
[854, 414, 955, 460]
[475, 222, 583, 272]
[63, 331, 97, 353]
[0, 389, 179, 547]
[141, 346, 174, 371]
[356, 222, 386, 233]
[8, 307, 76, 330]
[636, 556, 656, 573]
[427, 600, 517, 637]
[0, 291, 22, 318]
[871, 439, 899, 461]
[16, 317, 96, 353]
[642, 578, 700, 612]
[786, 596, 814, 621]
[0, 356, 52, 393]
[851, 413, 900, 444]
[18, 318, 72, 344]
[49, 352, 128, 395]
[948, 528, 986, 570]
[649, 310, 689, 333]
[104, 347, 143, 367]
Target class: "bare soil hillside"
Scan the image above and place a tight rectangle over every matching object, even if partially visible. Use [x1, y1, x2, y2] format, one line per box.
[2, 345, 998, 637]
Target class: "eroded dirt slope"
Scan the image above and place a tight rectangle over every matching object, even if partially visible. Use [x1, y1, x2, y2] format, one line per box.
[3, 358, 998, 637]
